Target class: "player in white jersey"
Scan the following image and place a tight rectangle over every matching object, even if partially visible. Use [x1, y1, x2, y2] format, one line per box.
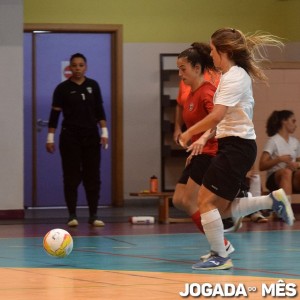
[179, 28, 294, 270]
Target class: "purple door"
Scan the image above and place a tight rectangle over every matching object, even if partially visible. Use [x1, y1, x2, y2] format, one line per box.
[24, 33, 112, 207]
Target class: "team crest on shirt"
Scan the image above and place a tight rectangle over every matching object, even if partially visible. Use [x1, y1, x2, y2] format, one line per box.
[189, 103, 194, 111]
[87, 87, 92, 94]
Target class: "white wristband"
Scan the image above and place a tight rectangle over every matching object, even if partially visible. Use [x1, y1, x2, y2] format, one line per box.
[101, 127, 109, 138]
[47, 133, 55, 143]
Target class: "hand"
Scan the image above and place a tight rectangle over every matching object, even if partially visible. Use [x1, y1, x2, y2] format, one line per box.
[101, 137, 109, 149]
[175, 134, 181, 145]
[286, 161, 298, 171]
[178, 131, 192, 148]
[279, 155, 292, 163]
[173, 128, 182, 145]
[186, 135, 207, 156]
[46, 143, 55, 153]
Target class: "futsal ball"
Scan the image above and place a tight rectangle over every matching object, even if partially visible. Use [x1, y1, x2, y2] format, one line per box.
[43, 228, 73, 258]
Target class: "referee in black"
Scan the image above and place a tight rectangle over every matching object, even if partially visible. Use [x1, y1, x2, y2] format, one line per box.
[46, 53, 108, 227]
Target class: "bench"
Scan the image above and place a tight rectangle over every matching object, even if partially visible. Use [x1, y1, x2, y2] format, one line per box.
[129, 192, 191, 224]
[290, 194, 300, 214]
[290, 194, 300, 204]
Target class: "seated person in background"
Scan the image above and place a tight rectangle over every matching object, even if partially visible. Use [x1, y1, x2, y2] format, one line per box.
[259, 110, 300, 196]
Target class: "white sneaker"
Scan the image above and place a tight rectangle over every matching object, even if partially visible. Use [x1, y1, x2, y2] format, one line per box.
[270, 188, 295, 226]
[200, 240, 235, 261]
[90, 219, 105, 227]
[67, 219, 79, 227]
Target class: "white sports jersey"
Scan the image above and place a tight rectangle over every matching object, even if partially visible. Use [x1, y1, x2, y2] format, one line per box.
[263, 133, 300, 178]
[214, 66, 256, 139]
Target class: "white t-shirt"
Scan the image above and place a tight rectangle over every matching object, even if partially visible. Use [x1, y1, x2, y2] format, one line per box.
[214, 66, 256, 139]
[263, 133, 300, 178]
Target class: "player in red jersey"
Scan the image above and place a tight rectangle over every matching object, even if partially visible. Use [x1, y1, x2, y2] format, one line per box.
[172, 43, 240, 260]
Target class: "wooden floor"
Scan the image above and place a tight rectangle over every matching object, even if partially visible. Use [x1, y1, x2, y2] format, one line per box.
[0, 204, 300, 300]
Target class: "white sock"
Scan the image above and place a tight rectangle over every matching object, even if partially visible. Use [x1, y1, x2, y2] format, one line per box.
[231, 194, 273, 219]
[201, 209, 227, 258]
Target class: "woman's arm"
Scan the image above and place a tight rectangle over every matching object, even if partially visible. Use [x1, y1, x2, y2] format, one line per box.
[173, 104, 184, 144]
[179, 104, 227, 147]
[259, 151, 291, 171]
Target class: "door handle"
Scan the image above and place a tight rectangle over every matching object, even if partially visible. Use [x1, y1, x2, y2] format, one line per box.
[36, 119, 49, 132]
[37, 119, 49, 127]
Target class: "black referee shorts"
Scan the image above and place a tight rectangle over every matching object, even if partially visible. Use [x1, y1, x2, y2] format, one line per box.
[202, 136, 257, 201]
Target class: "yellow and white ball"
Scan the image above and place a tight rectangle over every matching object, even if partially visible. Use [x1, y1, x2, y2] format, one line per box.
[43, 228, 73, 258]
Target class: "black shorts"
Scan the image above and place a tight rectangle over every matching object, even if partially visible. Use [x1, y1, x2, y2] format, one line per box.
[178, 154, 213, 185]
[266, 172, 278, 192]
[202, 136, 257, 201]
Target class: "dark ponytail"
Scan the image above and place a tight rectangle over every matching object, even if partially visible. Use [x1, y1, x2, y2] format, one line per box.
[178, 42, 215, 73]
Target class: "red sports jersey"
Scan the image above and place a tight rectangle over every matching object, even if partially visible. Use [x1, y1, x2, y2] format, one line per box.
[177, 80, 191, 105]
[177, 70, 220, 105]
[178, 81, 218, 156]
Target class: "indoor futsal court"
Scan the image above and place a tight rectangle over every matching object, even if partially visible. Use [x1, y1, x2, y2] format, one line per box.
[0, 204, 300, 300]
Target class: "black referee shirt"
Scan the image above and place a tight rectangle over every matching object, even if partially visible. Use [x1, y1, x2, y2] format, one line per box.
[52, 77, 107, 129]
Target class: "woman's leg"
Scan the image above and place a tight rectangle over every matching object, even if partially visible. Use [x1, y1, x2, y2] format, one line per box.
[173, 177, 235, 257]
[59, 128, 82, 220]
[192, 185, 234, 270]
[230, 189, 294, 226]
[82, 130, 101, 221]
[274, 168, 293, 195]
